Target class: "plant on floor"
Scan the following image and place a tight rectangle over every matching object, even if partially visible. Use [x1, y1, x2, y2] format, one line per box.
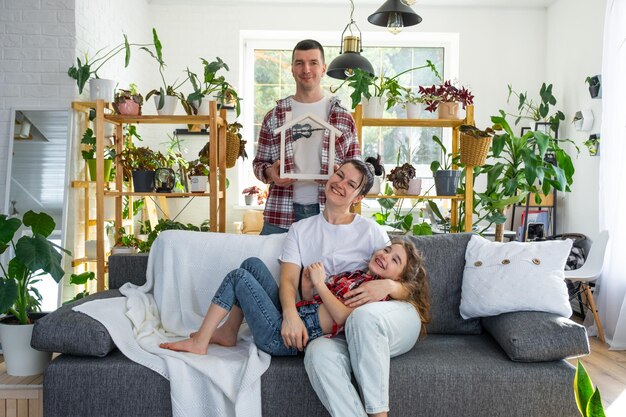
[0, 211, 71, 325]
[506, 83, 565, 134]
[574, 360, 606, 417]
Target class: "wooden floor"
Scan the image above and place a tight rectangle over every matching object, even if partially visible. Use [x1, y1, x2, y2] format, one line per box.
[568, 336, 626, 416]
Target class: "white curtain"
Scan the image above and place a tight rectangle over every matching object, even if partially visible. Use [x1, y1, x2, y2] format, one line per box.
[596, 0, 626, 350]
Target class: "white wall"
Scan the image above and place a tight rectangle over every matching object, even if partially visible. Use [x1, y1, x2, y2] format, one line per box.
[0, 0, 76, 211]
[546, 0, 605, 239]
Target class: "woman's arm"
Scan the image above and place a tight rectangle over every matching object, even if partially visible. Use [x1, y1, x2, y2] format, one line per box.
[279, 262, 309, 351]
[342, 279, 409, 308]
[308, 263, 354, 326]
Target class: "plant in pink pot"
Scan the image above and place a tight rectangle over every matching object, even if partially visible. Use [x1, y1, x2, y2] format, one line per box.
[113, 83, 144, 116]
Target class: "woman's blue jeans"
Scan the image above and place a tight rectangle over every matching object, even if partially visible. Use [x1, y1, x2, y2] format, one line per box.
[211, 257, 298, 356]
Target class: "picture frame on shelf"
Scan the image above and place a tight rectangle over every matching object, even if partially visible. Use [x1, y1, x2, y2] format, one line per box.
[533, 121, 557, 139]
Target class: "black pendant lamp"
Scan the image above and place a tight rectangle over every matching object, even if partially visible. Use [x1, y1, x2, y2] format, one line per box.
[367, 0, 422, 35]
[327, 0, 375, 80]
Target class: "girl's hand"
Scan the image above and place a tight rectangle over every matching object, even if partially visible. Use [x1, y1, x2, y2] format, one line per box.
[307, 262, 326, 288]
[343, 279, 393, 307]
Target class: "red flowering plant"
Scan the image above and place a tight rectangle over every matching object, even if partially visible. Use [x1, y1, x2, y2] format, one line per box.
[418, 80, 474, 113]
[242, 186, 261, 196]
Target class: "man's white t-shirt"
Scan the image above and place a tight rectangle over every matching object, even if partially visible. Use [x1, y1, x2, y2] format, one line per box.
[280, 213, 389, 276]
[290, 97, 331, 205]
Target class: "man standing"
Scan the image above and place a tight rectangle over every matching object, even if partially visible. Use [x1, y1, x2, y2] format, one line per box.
[252, 39, 361, 235]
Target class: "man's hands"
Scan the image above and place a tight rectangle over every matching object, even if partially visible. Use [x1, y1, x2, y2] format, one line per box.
[281, 309, 309, 351]
[265, 160, 296, 187]
[343, 279, 394, 308]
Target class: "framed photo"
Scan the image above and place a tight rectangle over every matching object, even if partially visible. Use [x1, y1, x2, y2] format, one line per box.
[534, 121, 557, 138]
[520, 126, 531, 136]
[276, 113, 339, 180]
[526, 222, 546, 241]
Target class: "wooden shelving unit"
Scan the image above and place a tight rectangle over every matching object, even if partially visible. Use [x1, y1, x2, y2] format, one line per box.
[71, 100, 228, 290]
[353, 104, 475, 232]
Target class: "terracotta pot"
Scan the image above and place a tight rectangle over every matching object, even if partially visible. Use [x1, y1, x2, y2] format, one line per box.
[437, 102, 461, 119]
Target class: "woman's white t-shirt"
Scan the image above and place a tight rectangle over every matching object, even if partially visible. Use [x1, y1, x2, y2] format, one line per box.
[280, 213, 389, 276]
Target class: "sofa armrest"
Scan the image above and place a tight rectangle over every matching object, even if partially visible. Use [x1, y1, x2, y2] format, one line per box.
[482, 311, 590, 362]
[108, 253, 149, 289]
[32, 290, 121, 357]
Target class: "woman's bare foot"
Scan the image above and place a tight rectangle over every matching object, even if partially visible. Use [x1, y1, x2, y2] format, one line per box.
[209, 326, 238, 347]
[159, 337, 209, 354]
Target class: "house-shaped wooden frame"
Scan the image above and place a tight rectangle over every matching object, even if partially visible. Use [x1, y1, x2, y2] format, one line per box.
[275, 112, 340, 180]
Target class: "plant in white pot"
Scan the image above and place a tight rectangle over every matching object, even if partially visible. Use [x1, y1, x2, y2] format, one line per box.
[0, 211, 77, 376]
[143, 28, 188, 115]
[402, 88, 425, 119]
[242, 186, 262, 205]
[186, 157, 210, 193]
[365, 154, 386, 195]
[184, 57, 239, 116]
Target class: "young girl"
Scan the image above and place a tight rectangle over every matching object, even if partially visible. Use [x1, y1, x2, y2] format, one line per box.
[159, 237, 430, 356]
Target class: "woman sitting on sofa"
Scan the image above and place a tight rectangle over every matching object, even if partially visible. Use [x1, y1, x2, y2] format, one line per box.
[164, 159, 429, 417]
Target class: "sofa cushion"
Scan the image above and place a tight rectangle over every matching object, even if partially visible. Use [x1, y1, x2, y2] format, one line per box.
[482, 311, 590, 362]
[409, 233, 481, 334]
[32, 290, 120, 357]
[108, 253, 149, 289]
[460, 235, 573, 319]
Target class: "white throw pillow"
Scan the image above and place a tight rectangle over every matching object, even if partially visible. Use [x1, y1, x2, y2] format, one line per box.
[459, 235, 573, 319]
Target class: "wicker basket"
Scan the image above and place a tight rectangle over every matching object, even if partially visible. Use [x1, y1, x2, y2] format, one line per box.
[225, 130, 241, 168]
[460, 133, 492, 166]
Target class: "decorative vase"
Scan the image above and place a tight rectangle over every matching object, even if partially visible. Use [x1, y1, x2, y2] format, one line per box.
[114, 99, 141, 116]
[86, 159, 113, 182]
[153, 95, 179, 115]
[132, 170, 155, 192]
[437, 102, 460, 119]
[189, 175, 208, 193]
[0, 314, 52, 376]
[405, 102, 422, 119]
[434, 170, 461, 196]
[362, 96, 385, 119]
[89, 78, 116, 102]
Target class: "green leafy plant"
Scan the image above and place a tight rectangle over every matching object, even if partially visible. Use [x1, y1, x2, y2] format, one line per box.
[81, 127, 116, 160]
[67, 35, 154, 94]
[114, 227, 142, 249]
[429, 135, 455, 174]
[583, 134, 600, 156]
[475, 111, 576, 240]
[574, 361, 606, 417]
[143, 28, 188, 110]
[118, 145, 163, 180]
[372, 184, 433, 236]
[185, 57, 241, 117]
[331, 60, 440, 109]
[139, 219, 202, 252]
[62, 271, 96, 305]
[187, 157, 210, 177]
[0, 211, 71, 325]
[506, 83, 565, 134]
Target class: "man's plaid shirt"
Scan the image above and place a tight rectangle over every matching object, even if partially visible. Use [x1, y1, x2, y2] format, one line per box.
[252, 96, 361, 230]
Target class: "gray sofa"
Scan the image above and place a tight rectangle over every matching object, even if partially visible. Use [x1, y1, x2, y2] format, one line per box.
[32, 233, 590, 417]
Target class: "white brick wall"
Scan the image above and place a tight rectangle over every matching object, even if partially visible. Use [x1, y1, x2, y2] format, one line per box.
[0, 0, 75, 209]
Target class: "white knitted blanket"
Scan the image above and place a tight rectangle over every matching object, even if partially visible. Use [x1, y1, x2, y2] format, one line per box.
[75, 230, 287, 417]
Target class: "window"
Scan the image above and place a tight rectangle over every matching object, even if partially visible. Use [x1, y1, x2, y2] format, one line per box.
[240, 31, 459, 198]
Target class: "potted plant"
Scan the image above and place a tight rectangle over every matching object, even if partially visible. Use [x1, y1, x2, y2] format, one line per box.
[583, 134, 600, 156]
[430, 134, 461, 196]
[476, 111, 576, 241]
[365, 154, 386, 194]
[63, 271, 96, 305]
[0, 211, 70, 376]
[458, 124, 495, 166]
[184, 57, 240, 116]
[118, 145, 162, 192]
[111, 227, 141, 254]
[585, 75, 601, 99]
[372, 183, 430, 235]
[187, 157, 210, 192]
[419, 80, 474, 119]
[387, 162, 417, 195]
[331, 60, 439, 116]
[67, 34, 153, 101]
[143, 28, 188, 115]
[402, 88, 425, 119]
[242, 185, 261, 205]
[506, 83, 565, 134]
[81, 127, 115, 181]
[112, 83, 144, 116]
[574, 360, 606, 417]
